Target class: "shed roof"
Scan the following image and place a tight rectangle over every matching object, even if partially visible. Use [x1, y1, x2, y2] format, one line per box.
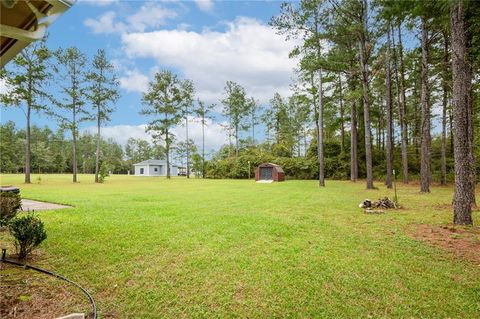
[134, 159, 166, 166]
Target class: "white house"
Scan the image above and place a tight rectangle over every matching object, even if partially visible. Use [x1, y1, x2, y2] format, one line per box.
[133, 159, 178, 177]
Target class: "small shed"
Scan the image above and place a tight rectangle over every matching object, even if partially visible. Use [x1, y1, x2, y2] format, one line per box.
[255, 163, 285, 182]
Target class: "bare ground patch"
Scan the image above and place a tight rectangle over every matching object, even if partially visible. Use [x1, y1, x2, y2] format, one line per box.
[0, 262, 93, 319]
[406, 224, 480, 263]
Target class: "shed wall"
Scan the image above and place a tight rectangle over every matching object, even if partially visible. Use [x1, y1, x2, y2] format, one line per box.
[255, 164, 285, 182]
[148, 165, 162, 176]
[135, 165, 149, 176]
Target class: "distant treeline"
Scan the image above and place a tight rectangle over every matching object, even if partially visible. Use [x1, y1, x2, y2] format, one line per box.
[2, 120, 478, 182]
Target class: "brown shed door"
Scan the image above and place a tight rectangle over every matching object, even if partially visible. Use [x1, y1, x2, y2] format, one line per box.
[260, 167, 273, 180]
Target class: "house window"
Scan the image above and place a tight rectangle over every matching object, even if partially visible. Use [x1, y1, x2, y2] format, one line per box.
[140, 168, 144, 174]
[154, 167, 158, 172]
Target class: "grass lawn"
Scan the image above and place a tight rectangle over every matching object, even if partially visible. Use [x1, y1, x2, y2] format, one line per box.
[0, 174, 479, 318]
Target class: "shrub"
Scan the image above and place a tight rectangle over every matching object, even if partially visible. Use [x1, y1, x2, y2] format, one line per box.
[8, 214, 47, 259]
[205, 155, 319, 180]
[0, 192, 22, 227]
[99, 162, 110, 183]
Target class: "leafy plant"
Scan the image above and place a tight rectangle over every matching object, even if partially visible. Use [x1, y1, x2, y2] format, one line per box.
[8, 214, 47, 259]
[98, 162, 109, 183]
[0, 192, 21, 227]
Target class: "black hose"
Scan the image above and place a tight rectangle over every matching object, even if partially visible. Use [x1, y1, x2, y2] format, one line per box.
[0, 256, 97, 319]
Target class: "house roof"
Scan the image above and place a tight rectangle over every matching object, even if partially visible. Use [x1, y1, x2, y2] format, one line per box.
[134, 159, 177, 167]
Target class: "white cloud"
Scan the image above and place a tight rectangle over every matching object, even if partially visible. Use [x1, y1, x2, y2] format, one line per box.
[84, 3, 177, 34]
[83, 124, 150, 146]
[0, 78, 12, 94]
[82, 117, 227, 153]
[84, 11, 123, 34]
[118, 69, 150, 93]
[121, 17, 298, 104]
[194, 0, 214, 12]
[172, 116, 227, 152]
[125, 4, 177, 32]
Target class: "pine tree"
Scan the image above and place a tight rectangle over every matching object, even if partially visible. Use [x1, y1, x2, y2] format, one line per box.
[194, 100, 215, 178]
[51, 47, 90, 183]
[86, 49, 120, 183]
[0, 41, 51, 183]
[450, 0, 473, 225]
[385, 23, 394, 189]
[420, 16, 431, 193]
[221, 81, 248, 157]
[141, 71, 194, 179]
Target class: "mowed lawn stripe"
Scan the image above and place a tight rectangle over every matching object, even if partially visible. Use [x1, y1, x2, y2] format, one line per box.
[0, 174, 478, 318]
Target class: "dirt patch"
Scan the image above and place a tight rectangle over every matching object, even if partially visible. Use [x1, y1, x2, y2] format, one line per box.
[406, 224, 480, 263]
[432, 203, 453, 211]
[0, 262, 92, 319]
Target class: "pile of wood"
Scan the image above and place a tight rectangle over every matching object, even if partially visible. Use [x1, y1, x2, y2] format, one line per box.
[359, 197, 398, 214]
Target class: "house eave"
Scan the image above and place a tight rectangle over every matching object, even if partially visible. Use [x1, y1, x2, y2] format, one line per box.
[1, 0, 75, 68]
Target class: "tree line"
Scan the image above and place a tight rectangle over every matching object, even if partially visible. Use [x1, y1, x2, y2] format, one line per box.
[0, 122, 207, 176]
[1, 40, 120, 183]
[266, 0, 479, 225]
[1, 0, 478, 225]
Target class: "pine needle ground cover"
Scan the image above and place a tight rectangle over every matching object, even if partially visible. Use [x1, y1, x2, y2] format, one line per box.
[0, 174, 479, 318]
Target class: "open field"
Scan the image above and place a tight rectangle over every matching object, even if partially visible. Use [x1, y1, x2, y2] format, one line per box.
[0, 174, 479, 318]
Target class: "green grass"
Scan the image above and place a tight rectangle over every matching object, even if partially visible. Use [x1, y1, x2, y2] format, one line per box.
[1, 174, 479, 318]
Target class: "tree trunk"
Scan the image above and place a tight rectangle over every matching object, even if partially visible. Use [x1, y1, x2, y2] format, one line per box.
[413, 69, 420, 158]
[95, 105, 101, 183]
[385, 24, 393, 189]
[202, 116, 206, 178]
[377, 106, 382, 151]
[466, 60, 476, 207]
[440, 31, 448, 185]
[338, 75, 345, 153]
[420, 17, 431, 193]
[449, 104, 454, 156]
[186, 115, 190, 178]
[396, 22, 409, 184]
[228, 117, 232, 157]
[358, 0, 374, 189]
[72, 107, 78, 183]
[166, 128, 171, 179]
[349, 73, 358, 182]
[350, 96, 358, 182]
[251, 108, 255, 144]
[311, 73, 322, 187]
[303, 123, 308, 157]
[465, 18, 476, 207]
[381, 112, 385, 151]
[318, 68, 325, 187]
[235, 124, 239, 157]
[450, 0, 473, 225]
[25, 104, 31, 184]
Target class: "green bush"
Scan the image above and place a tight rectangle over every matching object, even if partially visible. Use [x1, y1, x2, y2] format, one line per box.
[99, 162, 110, 183]
[8, 214, 47, 259]
[0, 192, 22, 227]
[205, 155, 320, 180]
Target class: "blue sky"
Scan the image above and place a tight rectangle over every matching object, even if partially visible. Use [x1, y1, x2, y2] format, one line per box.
[1, 0, 297, 152]
[1, 1, 434, 153]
